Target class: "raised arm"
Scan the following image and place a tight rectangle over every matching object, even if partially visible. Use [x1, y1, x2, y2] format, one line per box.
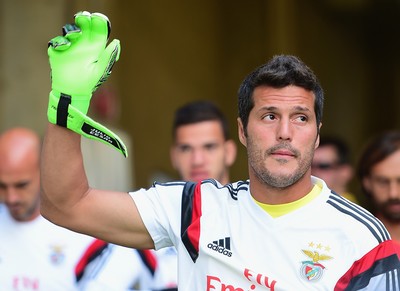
[40, 11, 153, 249]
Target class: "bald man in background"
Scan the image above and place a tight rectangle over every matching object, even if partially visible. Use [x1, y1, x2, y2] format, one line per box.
[0, 127, 95, 290]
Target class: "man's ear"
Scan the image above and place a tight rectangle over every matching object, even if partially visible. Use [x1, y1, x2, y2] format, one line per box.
[224, 139, 237, 167]
[237, 118, 247, 147]
[315, 122, 322, 149]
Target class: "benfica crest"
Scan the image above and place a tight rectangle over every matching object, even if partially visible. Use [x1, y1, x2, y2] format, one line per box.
[300, 248, 333, 282]
[49, 244, 65, 265]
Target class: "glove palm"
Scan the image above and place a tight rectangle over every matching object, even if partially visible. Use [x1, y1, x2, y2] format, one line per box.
[47, 11, 127, 157]
[48, 11, 120, 114]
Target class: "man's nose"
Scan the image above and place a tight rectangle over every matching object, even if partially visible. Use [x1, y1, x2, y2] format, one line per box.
[191, 149, 206, 165]
[3, 187, 20, 204]
[277, 118, 292, 141]
[388, 180, 400, 199]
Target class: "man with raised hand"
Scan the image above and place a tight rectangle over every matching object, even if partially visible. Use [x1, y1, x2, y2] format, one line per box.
[41, 11, 400, 290]
[46, 12, 173, 291]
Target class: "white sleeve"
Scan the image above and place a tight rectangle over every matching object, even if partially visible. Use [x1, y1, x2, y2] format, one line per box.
[129, 183, 184, 250]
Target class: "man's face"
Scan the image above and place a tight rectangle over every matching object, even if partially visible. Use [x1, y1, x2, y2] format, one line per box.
[0, 158, 40, 222]
[170, 120, 236, 184]
[363, 149, 400, 222]
[312, 145, 341, 188]
[238, 85, 320, 189]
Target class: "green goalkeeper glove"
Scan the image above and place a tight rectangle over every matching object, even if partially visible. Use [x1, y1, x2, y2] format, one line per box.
[47, 11, 127, 157]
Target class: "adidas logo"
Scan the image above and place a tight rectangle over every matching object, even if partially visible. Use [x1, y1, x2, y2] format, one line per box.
[207, 237, 232, 257]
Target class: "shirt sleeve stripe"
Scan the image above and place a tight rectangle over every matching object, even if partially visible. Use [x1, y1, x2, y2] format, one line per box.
[75, 239, 109, 282]
[334, 240, 400, 290]
[181, 181, 202, 262]
[327, 193, 390, 243]
[137, 249, 158, 276]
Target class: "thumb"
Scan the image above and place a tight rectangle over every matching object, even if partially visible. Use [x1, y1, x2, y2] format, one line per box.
[93, 39, 121, 91]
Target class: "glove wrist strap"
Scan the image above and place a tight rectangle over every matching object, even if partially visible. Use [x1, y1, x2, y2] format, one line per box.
[56, 93, 71, 127]
[48, 92, 128, 157]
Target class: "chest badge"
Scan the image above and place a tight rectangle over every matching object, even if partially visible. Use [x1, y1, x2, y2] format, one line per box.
[300, 244, 333, 282]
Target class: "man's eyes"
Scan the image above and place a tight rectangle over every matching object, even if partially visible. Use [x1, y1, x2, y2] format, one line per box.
[296, 115, 308, 122]
[262, 114, 308, 122]
[263, 114, 276, 121]
[177, 144, 218, 152]
[178, 145, 191, 152]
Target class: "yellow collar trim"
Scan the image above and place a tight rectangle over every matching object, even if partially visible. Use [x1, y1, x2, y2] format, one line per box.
[255, 184, 322, 218]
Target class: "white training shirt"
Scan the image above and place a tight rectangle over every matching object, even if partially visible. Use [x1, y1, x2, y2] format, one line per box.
[0, 204, 94, 291]
[130, 176, 400, 290]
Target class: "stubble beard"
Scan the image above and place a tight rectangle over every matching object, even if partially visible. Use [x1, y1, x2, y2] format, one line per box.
[377, 199, 400, 223]
[248, 140, 314, 189]
[11, 194, 40, 222]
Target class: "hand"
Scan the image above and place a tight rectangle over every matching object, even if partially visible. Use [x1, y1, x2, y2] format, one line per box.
[46, 11, 127, 157]
[48, 11, 120, 115]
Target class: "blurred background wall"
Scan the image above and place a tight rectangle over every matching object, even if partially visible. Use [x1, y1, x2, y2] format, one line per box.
[1, 0, 400, 206]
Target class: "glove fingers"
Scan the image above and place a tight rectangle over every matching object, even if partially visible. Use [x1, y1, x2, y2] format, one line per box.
[62, 23, 81, 40]
[74, 11, 91, 40]
[90, 13, 110, 44]
[48, 35, 71, 51]
[92, 12, 111, 38]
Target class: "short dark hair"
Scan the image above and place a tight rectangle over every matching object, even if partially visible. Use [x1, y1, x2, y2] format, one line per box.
[238, 55, 324, 135]
[357, 130, 400, 196]
[172, 100, 231, 140]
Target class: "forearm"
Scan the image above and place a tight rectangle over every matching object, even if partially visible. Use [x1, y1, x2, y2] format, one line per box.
[38, 12, 154, 248]
[40, 123, 89, 220]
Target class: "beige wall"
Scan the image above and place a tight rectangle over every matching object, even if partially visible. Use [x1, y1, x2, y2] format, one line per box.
[2, 1, 400, 203]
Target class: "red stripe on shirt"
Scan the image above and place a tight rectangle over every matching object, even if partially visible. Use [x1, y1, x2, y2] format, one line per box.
[334, 240, 400, 290]
[138, 249, 158, 275]
[187, 182, 202, 254]
[75, 239, 108, 281]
